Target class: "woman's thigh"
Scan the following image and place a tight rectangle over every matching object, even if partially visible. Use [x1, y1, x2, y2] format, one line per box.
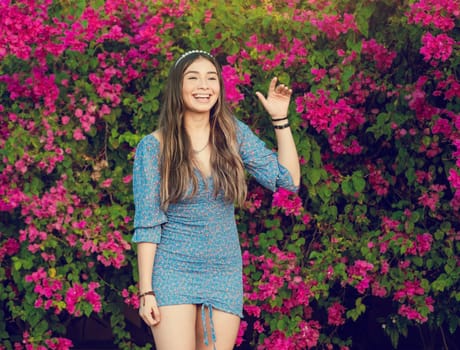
[152, 304, 197, 350]
[196, 305, 240, 350]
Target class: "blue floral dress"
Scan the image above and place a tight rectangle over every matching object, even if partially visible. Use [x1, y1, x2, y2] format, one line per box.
[132, 119, 297, 346]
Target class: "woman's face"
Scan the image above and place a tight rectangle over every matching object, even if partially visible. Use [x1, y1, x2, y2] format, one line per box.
[182, 57, 220, 116]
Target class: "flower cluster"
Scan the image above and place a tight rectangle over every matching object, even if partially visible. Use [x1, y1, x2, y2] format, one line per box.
[448, 168, 460, 210]
[25, 268, 64, 314]
[272, 188, 303, 216]
[242, 245, 318, 348]
[347, 260, 375, 294]
[295, 89, 364, 155]
[2, 332, 73, 350]
[310, 13, 358, 40]
[221, 65, 250, 104]
[328, 302, 346, 326]
[361, 39, 397, 71]
[420, 32, 456, 66]
[394, 280, 434, 323]
[407, 0, 459, 31]
[366, 162, 390, 196]
[65, 282, 102, 316]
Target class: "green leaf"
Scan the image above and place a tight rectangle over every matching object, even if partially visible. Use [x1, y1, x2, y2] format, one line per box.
[354, 2, 377, 38]
[317, 184, 332, 203]
[35, 319, 49, 334]
[352, 171, 366, 193]
[307, 168, 322, 185]
[342, 177, 353, 195]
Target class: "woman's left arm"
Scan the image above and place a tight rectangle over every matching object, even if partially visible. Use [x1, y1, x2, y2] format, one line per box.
[256, 77, 301, 187]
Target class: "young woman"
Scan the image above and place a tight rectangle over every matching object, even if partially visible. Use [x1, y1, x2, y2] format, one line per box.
[132, 50, 300, 350]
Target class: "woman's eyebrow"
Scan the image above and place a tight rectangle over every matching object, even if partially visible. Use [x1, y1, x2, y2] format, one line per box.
[184, 70, 218, 75]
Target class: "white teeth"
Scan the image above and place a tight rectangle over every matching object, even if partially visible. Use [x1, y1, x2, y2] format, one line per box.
[194, 94, 210, 98]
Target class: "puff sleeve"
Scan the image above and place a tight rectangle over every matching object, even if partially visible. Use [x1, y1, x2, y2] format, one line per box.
[132, 135, 168, 243]
[236, 119, 298, 192]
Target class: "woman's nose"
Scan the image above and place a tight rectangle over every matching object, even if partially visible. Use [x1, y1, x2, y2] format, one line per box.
[197, 78, 208, 89]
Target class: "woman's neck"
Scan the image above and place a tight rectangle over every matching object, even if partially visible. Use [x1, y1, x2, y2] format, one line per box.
[184, 112, 210, 134]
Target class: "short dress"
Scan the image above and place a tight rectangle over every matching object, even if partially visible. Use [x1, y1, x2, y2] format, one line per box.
[132, 119, 297, 346]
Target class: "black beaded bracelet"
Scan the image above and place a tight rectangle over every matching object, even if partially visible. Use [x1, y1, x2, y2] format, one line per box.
[271, 116, 288, 122]
[273, 122, 290, 129]
[139, 290, 155, 298]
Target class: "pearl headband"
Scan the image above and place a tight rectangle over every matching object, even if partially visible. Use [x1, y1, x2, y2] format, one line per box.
[174, 50, 214, 67]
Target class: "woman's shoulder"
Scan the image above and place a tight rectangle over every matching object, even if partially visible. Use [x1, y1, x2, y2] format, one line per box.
[139, 130, 161, 144]
[150, 130, 162, 146]
[137, 130, 161, 153]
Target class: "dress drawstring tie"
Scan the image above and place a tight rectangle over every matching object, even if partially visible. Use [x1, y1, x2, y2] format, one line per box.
[202, 303, 217, 349]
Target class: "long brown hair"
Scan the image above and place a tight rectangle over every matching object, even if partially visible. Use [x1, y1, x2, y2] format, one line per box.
[158, 51, 247, 210]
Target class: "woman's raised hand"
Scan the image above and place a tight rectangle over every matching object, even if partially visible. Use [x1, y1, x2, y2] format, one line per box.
[255, 77, 292, 120]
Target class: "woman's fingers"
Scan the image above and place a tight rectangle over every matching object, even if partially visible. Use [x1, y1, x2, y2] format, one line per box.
[268, 76, 278, 92]
[151, 305, 161, 325]
[274, 82, 292, 96]
[139, 298, 161, 327]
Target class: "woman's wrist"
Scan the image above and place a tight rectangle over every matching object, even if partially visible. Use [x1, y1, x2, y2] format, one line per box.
[271, 116, 288, 122]
[139, 290, 156, 298]
[273, 121, 291, 130]
[271, 115, 290, 129]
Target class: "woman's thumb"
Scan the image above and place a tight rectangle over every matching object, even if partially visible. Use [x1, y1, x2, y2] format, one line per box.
[255, 91, 266, 106]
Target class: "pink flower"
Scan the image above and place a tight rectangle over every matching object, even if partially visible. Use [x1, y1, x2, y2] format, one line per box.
[0, 238, 20, 261]
[418, 191, 440, 211]
[221, 65, 249, 104]
[310, 13, 358, 40]
[367, 162, 390, 196]
[311, 68, 327, 82]
[122, 175, 132, 183]
[327, 302, 346, 326]
[398, 304, 428, 323]
[73, 128, 85, 141]
[61, 116, 70, 125]
[296, 89, 364, 155]
[394, 280, 425, 301]
[254, 320, 264, 333]
[407, 0, 459, 31]
[415, 233, 433, 256]
[301, 214, 311, 225]
[371, 281, 387, 297]
[298, 320, 321, 349]
[65, 284, 85, 315]
[86, 289, 102, 313]
[432, 118, 452, 137]
[420, 32, 455, 66]
[101, 178, 113, 188]
[272, 188, 303, 216]
[204, 9, 213, 24]
[380, 260, 389, 274]
[243, 304, 261, 317]
[361, 39, 397, 71]
[44, 337, 73, 349]
[235, 320, 247, 346]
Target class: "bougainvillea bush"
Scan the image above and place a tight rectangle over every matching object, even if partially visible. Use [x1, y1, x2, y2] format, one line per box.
[0, 0, 459, 349]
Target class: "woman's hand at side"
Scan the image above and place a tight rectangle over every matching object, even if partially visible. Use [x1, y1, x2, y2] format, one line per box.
[139, 294, 161, 327]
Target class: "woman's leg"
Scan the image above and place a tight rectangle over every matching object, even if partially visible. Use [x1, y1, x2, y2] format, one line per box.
[196, 305, 240, 350]
[151, 304, 197, 350]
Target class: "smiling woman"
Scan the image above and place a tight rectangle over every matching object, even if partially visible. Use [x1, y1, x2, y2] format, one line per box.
[132, 50, 300, 350]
